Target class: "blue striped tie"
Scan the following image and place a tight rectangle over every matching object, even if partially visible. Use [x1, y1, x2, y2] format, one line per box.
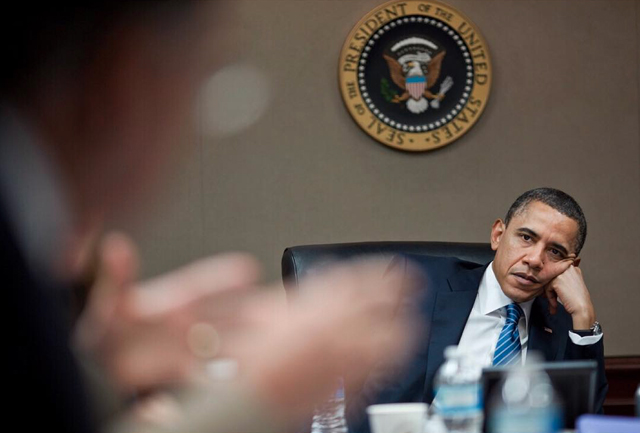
[493, 303, 524, 366]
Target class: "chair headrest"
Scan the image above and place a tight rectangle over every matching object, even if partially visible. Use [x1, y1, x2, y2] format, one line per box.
[282, 241, 494, 292]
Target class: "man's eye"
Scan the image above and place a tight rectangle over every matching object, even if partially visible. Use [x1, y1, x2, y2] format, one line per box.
[521, 234, 531, 241]
[548, 248, 566, 260]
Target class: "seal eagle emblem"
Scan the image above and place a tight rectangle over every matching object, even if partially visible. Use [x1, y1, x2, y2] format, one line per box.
[338, 0, 492, 151]
[383, 37, 454, 114]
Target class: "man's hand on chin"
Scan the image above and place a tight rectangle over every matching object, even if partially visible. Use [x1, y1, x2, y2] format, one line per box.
[543, 263, 596, 330]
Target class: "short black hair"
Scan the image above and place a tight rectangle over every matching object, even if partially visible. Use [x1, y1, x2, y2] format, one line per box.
[504, 187, 587, 255]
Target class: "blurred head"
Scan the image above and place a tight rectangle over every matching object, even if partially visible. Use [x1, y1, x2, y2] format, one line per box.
[1, 2, 226, 228]
[490, 188, 586, 302]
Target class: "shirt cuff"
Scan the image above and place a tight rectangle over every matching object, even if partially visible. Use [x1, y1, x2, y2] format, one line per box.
[568, 330, 603, 346]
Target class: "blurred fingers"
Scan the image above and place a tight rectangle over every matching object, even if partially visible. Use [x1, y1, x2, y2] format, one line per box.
[89, 232, 140, 311]
[133, 252, 262, 318]
[74, 232, 140, 348]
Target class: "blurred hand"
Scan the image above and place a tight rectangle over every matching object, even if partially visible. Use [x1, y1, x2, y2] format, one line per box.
[74, 232, 266, 392]
[239, 259, 420, 422]
[75, 234, 420, 427]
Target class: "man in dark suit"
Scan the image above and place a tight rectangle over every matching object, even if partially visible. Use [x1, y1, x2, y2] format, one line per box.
[347, 187, 607, 433]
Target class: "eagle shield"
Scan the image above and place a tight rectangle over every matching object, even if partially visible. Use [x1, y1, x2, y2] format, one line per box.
[406, 76, 426, 100]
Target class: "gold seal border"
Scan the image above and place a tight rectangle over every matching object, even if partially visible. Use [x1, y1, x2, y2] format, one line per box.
[338, 0, 492, 152]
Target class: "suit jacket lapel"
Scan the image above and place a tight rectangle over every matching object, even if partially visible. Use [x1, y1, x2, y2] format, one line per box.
[528, 297, 567, 361]
[422, 264, 487, 402]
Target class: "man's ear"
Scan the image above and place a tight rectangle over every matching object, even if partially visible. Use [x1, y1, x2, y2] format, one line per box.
[490, 219, 505, 252]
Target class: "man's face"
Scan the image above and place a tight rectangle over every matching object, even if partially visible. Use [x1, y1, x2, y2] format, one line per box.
[490, 201, 580, 303]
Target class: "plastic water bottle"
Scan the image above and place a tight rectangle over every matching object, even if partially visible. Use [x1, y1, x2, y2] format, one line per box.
[310, 378, 348, 433]
[433, 346, 483, 433]
[487, 354, 562, 433]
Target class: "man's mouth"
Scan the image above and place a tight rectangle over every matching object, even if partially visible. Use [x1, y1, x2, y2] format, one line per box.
[512, 272, 539, 285]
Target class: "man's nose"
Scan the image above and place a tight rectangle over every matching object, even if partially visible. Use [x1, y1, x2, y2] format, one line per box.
[523, 246, 544, 270]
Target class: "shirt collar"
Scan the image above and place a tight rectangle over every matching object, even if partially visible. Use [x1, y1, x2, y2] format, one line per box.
[478, 261, 534, 326]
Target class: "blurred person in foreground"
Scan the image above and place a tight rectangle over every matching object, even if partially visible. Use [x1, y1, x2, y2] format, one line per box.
[1, 3, 419, 433]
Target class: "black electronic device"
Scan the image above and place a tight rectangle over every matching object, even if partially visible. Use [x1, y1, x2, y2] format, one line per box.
[481, 360, 597, 431]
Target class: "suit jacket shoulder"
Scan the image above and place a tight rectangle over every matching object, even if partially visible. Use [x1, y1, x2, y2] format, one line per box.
[392, 253, 486, 294]
[2, 198, 94, 433]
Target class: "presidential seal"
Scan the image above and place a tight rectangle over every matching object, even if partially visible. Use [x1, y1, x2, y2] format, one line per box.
[339, 0, 492, 151]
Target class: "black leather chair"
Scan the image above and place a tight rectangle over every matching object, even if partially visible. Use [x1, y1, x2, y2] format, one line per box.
[281, 241, 495, 293]
[281, 242, 495, 433]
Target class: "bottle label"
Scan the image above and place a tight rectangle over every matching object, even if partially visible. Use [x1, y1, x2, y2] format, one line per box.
[310, 378, 348, 433]
[489, 407, 561, 433]
[434, 383, 483, 415]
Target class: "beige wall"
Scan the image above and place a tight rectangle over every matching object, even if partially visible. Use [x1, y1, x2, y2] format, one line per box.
[123, 1, 640, 356]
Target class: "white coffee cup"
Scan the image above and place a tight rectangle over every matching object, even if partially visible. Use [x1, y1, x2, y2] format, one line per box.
[367, 403, 428, 433]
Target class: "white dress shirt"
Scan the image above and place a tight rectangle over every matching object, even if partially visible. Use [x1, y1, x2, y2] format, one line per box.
[456, 262, 602, 368]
